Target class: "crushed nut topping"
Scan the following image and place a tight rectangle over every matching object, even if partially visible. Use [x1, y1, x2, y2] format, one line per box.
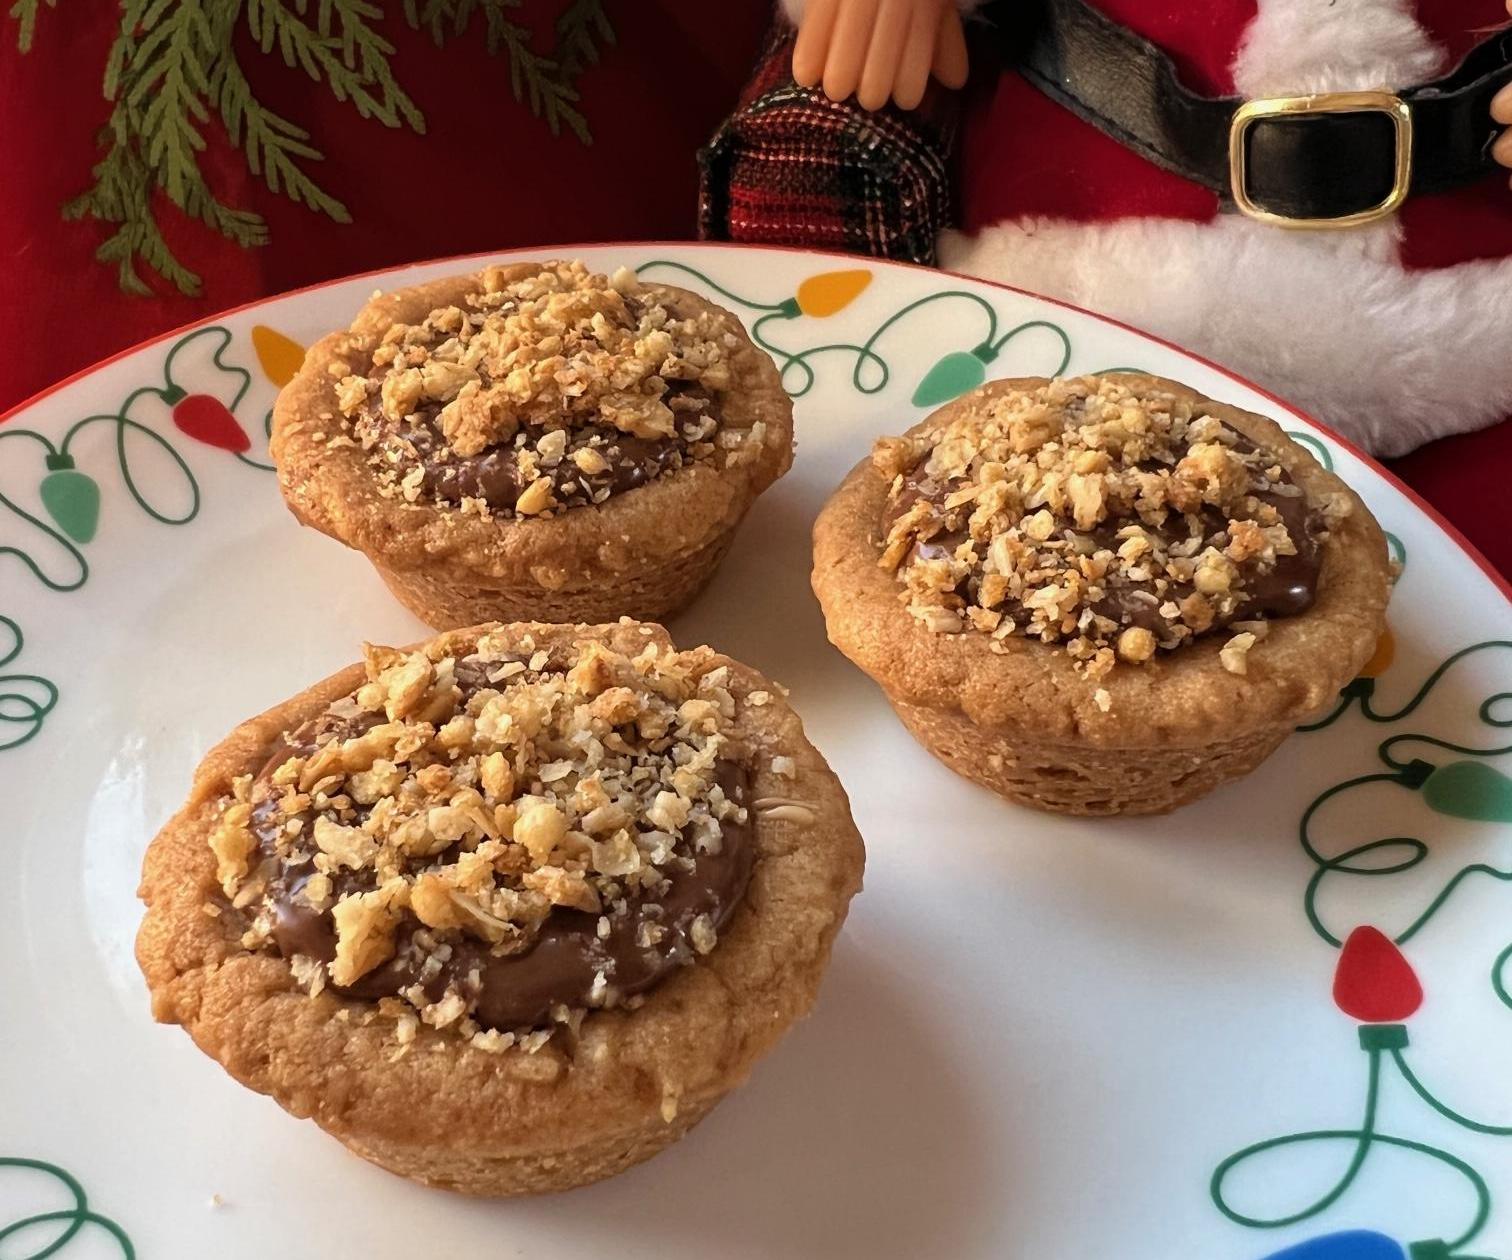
[334, 261, 765, 516]
[209, 631, 755, 1046]
[875, 376, 1334, 676]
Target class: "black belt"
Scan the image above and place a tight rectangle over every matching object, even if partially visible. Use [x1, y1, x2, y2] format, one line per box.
[1015, 0, 1512, 226]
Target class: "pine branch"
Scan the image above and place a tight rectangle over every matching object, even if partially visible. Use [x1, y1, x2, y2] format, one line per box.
[64, 5, 252, 294]
[405, 0, 596, 143]
[404, 0, 447, 44]
[244, 0, 420, 130]
[128, 2, 216, 207]
[330, 0, 425, 132]
[62, 116, 202, 297]
[555, 0, 613, 78]
[213, 52, 352, 222]
[62, 0, 326, 294]
[180, 171, 271, 246]
[8, 0, 57, 52]
[31, 0, 609, 295]
[102, 1, 150, 98]
[404, 0, 502, 45]
[494, 18, 588, 142]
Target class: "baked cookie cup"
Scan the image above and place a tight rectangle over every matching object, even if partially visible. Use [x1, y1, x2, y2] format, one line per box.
[271, 260, 793, 627]
[812, 374, 1391, 816]
[137, 620, 862, 1195]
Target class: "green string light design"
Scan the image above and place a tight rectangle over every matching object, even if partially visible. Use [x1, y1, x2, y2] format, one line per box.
[0, 1157, 134, 1258]
[1300, 705, 1512, 952]
[1212, 1032, 1499, 1259]
[1289, 430, 1337, 473]
[0, 615, 56, 753]
[1213, 639, 1512, 1257]
[635, 259, 1072, 403]
[0, 323, 272, 752]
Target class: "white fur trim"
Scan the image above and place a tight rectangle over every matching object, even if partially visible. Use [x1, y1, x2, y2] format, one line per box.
[939, 216, 1512, 457]
[779, 0, 988, 27]
[1234, 0, 1446, 94]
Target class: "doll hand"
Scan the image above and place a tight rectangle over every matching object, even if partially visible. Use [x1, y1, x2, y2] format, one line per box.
[792, 0, 969, 112]
[1493, 0, 1512, 184]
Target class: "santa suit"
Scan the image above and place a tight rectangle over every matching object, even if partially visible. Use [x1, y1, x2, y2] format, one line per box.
[939, 0, 1512, 459]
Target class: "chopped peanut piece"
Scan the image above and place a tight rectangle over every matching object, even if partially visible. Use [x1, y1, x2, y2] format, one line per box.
[338, 261, 738, 517]
[213, 631, 763, 1048]
[877, 376, 1320, 676]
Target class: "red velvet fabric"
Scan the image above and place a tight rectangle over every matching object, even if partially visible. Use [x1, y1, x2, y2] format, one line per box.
[1086, 0, 1255, 95]
[1385, 415, 1512, 582]
[0, 3, 770, 413]
[958, 1, 1251, 233]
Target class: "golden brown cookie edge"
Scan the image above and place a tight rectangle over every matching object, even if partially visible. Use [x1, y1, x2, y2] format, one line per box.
[135, 620, 864, 1194]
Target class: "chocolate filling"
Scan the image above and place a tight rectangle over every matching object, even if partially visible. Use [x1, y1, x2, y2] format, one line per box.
[360, 291, 723, 513]
[884, 424, 1323, 641]
[244, 658, 754, 1030]
[400, 423, 686, 510]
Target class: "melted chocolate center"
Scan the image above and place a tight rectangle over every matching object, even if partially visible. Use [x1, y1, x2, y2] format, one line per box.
[362, 290, 722, 512]
[884, 425, 1323, 640]
[397, 422, 690, 511]
[246, 662, 754, 1030]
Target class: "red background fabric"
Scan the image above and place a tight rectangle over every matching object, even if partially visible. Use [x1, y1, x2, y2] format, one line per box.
[0, 3, 771, 408]
[1, 0, 1506, 576]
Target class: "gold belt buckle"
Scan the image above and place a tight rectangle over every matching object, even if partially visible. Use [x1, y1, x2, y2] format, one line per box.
[1229, 90, 1413, 229]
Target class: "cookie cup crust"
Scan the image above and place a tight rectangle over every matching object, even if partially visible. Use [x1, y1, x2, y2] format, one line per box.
[136, 621, 863, 1195]
[811, 375, 1391, 814]
[270, 264, 793, 627]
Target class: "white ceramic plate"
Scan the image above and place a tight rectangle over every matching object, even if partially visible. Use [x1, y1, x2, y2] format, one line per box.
[4, 244, 1511, 1260]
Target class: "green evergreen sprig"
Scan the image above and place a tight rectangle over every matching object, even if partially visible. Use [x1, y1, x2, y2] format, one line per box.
[247, 0, 423, 131]
[556, 0, 614, 76]
[400, 0, 600, 142]
[10, 0, 614, 297]
[8, 0, 58, 52]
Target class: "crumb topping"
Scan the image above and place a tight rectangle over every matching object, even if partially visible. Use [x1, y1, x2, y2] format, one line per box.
[875, 376, 1339, 677]
[333, 261, 766, 517]
[210, 630, 754, 1051]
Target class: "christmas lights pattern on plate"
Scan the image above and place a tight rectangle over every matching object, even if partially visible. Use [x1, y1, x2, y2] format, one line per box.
[2, 245, 1509, 1260]
[1212, 638, 1512, 1259]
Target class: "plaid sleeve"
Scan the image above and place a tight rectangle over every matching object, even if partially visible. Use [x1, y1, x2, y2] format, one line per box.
[697, 26, 961, 265]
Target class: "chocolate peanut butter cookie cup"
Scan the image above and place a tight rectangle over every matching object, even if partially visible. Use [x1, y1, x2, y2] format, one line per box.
[136, 621, 863, 1195]
[271, 261, 793, 627]
[812, 374, 1391, 816]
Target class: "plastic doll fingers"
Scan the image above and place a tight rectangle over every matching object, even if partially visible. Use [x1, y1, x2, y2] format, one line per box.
[823, 0, 881, 103]
[931, 6, 969, 90]
[857, 0, 915, 111]
[1493, 80, 1512, 127]
[1493, 127, 1512, 168]
[892, 0, 943, 110]
[793, 0, 841, 87]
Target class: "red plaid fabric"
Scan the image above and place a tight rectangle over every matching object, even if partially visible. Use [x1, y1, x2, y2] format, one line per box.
[698, 27, 961, 264]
